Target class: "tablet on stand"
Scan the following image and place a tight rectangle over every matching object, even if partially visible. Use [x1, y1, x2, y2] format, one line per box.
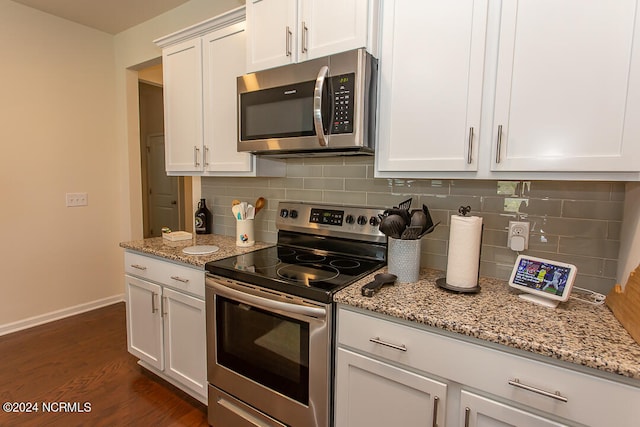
[508, 255, 577, 309]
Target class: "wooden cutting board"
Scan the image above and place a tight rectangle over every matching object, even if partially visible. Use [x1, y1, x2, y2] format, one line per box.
[607, 265, 640, 345]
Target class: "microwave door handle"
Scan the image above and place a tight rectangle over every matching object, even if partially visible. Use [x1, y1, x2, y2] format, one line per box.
[313, 65, 329, 147]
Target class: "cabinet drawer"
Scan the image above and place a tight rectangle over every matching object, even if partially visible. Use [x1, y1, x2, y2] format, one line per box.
[124, 251, 204, 298]
[337, 307, 640, 427]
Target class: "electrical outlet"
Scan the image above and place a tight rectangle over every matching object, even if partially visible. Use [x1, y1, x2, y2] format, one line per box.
[66, 192, 88, 207]
[508, 221, 529, 251]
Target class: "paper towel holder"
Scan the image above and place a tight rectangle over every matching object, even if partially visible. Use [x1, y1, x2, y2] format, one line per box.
[437, 207, 482, 293]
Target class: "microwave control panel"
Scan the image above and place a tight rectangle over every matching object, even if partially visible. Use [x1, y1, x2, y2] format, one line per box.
[331, 73, 355, 134]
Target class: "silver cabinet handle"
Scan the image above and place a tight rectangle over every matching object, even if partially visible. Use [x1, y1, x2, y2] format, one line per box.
[508, 378, 568, 403]
[369, 337, 407, 352]
[151, 291, 158, 313]
[464, 407, 470, 427]
[130, 264, 147, 271]
[285, 26, 292, 56]
[194, 146, 201, 167]
[495, 124, 503, 163]
[162, 296, 168, 317]
[170, 276, 189, 283]
[313, 65, 329, 147]
[204, 146, 210, 168]
[301, 21, 308, 53]
[467, 127, 474, 164]
[432, 396, 439, 427]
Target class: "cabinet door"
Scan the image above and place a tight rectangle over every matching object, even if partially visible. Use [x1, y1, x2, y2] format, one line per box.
[246, 0, 297, 72]
[125, 276, 163, 370]
[334, 348, 446, 427]
[376, 0, 488, 172]
[460, 390, 567, 427]
[163, 38, 204, 173]
[299, 0, 369, 61]
[162, 287, 207, 398]
[202, 23, 254, 173]
[492, 0, 640, 172]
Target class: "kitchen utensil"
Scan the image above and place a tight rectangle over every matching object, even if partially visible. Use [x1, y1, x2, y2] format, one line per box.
[232, 199, 241, 206]
[384, 208, 411, 225]
[246, 205, 255, 219]
[254, 197, 266, 215]
[422, 204, 434, 229]
[361, 273, 398, 297]
[397, 198, 412, 211]
[239, 202, 248, 220]
[410, 210, 428, 232]
[401, 225, 423, 240]
[379, 214, 406, 239]
[232, 205, 243, 220]
[418, 221, 441, 238]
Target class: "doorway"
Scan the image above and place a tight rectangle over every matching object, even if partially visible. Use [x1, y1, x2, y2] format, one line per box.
[138, 67, 190, 237]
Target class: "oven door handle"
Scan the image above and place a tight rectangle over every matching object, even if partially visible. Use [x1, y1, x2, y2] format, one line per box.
[313, 65, 329, 147]
[209, 280, 326, 320]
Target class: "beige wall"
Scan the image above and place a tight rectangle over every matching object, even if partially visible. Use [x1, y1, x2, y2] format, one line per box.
[0, 0, 241, 329]
[0, 0, 119, 326]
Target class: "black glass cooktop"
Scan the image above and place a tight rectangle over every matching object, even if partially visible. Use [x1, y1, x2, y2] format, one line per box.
[205, 245, 385, 303]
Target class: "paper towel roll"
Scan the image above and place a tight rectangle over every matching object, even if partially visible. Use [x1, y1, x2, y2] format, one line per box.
[446, 215, 483, 288]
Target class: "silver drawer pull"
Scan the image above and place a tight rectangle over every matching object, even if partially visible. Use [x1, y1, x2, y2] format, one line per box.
[432, 396, 439, 427]
[508, 378, 568, 403]
[130, 264, 147, 271]
[170, 275, 189, 283]
[369, 337, 407, 352]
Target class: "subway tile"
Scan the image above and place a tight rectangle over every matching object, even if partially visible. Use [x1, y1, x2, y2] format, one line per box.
[526, 181, 613, 201]
[421, 253, 447, 271]
[603, 259, 619, 279]
[323, 164, 367, 178]
[287, 163, 323, 177]
[365, 193, 406, 208]
[527, 251, 604, 276]
[420, 194, 482, 212]
[304, 178, 344, 190]
[559, 237, 620, 259]
[528, 216, 608, 239]
[608, 221, 622, 240]
[562, 200, 624, 221]
[527, 233, 559, 253]
[481, 229, 508, 247]
[421, 238, 447, 256]
[451, 180, 502, 196]
[284, 189, 323, 201]
[345, 177, 392, 192]
[303, 157, 345, 165]
[395, 179, 451, 195]
[611, 182, 626, 201]
[323, 191, 367, 205]
[269, 177, 304, 189]
[480, 246, 518, 265]
[573, 275, 615, 294]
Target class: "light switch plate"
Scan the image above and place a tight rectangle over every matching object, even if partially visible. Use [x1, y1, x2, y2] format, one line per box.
[66, 192, 88, 207]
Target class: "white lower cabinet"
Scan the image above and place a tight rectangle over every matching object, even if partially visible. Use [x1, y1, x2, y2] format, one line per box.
[336, 306, 640, 427]
[460, 391, 566, 427]
[335, 348, 446, 427]
[124, 251, 207, 403]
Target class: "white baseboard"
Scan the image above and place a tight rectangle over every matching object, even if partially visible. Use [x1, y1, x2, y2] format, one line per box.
[0, 294, 125, 337]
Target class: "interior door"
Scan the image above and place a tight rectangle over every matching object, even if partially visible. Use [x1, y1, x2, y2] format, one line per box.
[147, 133, 179, 236]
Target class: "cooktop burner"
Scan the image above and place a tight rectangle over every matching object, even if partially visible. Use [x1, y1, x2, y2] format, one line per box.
[206, 245, 385, 303]
[205, 202, 388, 303]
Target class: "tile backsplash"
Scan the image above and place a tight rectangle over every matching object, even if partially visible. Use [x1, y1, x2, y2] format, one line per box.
[201, 157, 625, 294]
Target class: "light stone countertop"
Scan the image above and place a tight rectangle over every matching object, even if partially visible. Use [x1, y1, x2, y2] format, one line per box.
[119, 234, 273, 268]
[334, 267, 640, 383]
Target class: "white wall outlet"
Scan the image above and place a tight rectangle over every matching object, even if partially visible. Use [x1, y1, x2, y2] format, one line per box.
[508, 220, 529, 251]
[66, 192, 88, 207]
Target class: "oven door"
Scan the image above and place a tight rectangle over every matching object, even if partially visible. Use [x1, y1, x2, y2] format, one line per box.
[205, 275, 330, 427]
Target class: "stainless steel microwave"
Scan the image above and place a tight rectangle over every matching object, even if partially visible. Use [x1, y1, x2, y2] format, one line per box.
[237, 48, 378, 157]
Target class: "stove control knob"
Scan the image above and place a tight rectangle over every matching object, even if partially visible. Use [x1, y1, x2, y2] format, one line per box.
[357, 215, 367, 226]
[290, 209, 298, 219]
[280, 209, 289, 218]
[369, 216, 380, 227]
[345, 214, 355, 224]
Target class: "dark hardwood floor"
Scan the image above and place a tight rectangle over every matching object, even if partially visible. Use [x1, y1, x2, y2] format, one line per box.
[0, 302, 208, 427]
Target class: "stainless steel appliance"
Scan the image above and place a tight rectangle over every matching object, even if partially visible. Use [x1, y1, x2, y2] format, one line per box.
[237, 49, 378, 157]
[205, 202, 387, 427]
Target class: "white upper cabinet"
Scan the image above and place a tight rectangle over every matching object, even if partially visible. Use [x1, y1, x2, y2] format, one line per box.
[376, 0, 488, 172]
[156, 7, 285, 177]
[492, 0, 640, 172]
[246, 0, 379, 73]
[376, 0, 640, 180]
[163, 38, 203, 173]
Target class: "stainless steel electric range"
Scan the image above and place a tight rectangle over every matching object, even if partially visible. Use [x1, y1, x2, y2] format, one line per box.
[204, 201, 387, 427]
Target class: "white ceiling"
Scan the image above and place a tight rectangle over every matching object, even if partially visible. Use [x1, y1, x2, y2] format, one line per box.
[10, 0, 191, 34]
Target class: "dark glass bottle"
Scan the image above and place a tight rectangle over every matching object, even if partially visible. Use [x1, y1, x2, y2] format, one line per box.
[195, 199, 212, 234]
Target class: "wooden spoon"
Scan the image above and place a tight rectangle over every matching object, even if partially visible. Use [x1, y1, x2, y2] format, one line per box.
[232, 199, 241, 206]
[254, 197, 266, 215]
